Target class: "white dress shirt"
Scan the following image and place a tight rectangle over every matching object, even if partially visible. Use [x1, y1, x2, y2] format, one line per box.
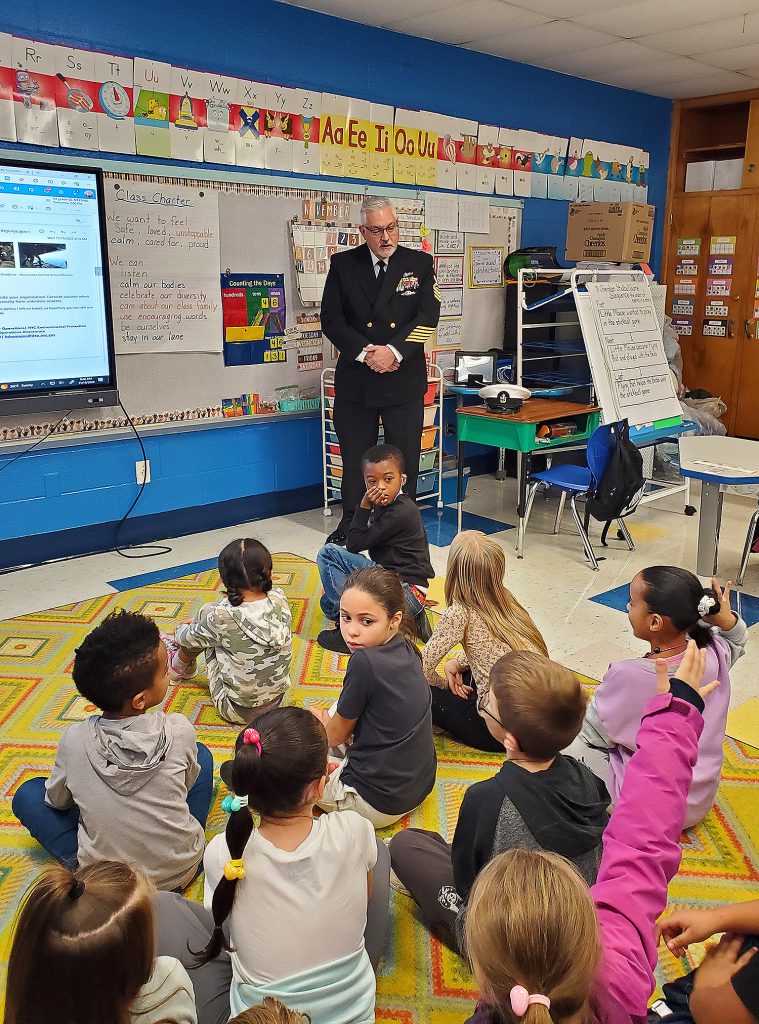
[355, 251, 403, 365]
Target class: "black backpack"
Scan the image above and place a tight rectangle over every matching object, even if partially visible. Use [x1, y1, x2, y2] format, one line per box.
[586, 421, 644, 546]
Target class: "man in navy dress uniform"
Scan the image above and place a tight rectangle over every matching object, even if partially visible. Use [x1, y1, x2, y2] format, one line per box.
[321, 196, 441, 543]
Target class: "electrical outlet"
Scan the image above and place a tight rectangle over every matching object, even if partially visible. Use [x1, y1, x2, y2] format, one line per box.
[135, 460, 151, 484]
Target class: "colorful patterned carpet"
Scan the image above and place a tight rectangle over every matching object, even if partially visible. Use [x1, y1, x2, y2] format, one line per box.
[1, 553, 759, 1016]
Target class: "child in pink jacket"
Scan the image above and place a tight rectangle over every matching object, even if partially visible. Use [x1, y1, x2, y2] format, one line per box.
[462, 639, 717, 1024]
[565, 567, 745, 827]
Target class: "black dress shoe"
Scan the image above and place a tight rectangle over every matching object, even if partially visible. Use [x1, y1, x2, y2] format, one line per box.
[325, 529, 348, 546]
[317, 626, 351, 654]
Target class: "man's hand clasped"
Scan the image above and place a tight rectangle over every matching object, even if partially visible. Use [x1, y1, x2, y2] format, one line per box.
[363, 344, 399, 373]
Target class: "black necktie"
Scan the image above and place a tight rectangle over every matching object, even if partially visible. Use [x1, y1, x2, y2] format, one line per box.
[376, 260, 386, 293]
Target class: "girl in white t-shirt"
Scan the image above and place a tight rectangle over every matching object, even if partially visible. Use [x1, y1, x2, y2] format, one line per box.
[157, 706, 390, 1024]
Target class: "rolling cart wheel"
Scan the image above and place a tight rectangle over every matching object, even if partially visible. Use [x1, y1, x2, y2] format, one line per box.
[616, 529, 624, 541]
[437, 499, 444, 509]
[684, 505, 697, 517]
[323, 508, 333, 518]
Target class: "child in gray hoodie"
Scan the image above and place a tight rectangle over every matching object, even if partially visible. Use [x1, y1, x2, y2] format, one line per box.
[12, 609, 212, 891]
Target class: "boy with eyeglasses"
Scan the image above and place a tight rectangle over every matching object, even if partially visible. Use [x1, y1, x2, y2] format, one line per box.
[388, 650, 609, 951]
[321, 195, 440, 545]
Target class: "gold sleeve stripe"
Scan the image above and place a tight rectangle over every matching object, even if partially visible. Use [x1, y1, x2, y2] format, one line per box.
[433, 283, 442, 302]
[407, 326, 436, 343]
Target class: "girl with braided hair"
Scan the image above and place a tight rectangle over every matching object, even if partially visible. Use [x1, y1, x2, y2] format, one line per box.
[166, 539, 292, 725]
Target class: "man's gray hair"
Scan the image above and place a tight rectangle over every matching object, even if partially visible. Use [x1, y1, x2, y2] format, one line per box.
[360, 196, 395, 224]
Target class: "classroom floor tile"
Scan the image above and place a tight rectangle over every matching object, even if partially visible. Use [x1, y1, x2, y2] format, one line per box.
[591, 581, 759, 629]
[420, 505, 513, 547]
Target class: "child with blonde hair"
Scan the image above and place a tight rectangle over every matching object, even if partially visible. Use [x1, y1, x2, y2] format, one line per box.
[422, 530, 547, 751]
[4, 860, 197, 1024]
[462, 640, 718, 1024]
[167, 538, 292, 725]
[390, 651, 608, 950]
[229, 998, 309, 1024]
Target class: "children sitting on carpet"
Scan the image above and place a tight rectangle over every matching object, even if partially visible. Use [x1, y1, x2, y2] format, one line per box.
[462, 640, 719, 1024]
[564, 568, 746, 827]
[12, 609, 212, 891]
[4, 860, 197, 1024]
[658, 899, 759, 1023]
[153, 706, 390, 1024]
[312, 566, 437, 827]
[166, 538, 292, 725]
[421, 530, 548, 752]
[316, 444, 434, 654]
[389, 650, 609, 950]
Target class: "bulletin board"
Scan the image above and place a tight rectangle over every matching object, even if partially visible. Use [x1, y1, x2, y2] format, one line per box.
[0, 155, 520, 431]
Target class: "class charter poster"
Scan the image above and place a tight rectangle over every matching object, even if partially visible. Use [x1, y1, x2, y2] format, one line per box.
[105, 179, 222, 354]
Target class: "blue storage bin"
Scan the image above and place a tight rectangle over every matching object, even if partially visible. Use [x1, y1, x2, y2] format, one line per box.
[416, 469, 439, 496]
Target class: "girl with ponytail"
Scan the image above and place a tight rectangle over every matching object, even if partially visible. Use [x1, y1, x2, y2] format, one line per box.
[153, 706, 390, 1024]
[464, 641, 721, 1024]
[166, 539, 292, 725]
[565, 568, 747, 827]
[4, 860, 197, 1024]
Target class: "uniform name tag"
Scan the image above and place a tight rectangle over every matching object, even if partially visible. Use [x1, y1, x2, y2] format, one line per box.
[397, 272, 419, 294]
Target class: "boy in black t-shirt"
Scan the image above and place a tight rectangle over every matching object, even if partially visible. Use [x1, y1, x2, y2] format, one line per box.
[316, 444, 434, 654]
[657, 901, 759, 1023]
[389, 651, 610, 950]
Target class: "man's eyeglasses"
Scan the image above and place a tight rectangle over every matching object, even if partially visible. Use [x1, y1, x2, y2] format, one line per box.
[477, 687, 505, 729]
[363, 222, 399, 237]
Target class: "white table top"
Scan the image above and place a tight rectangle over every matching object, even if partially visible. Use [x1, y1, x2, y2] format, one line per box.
[679, 435, 759, 485]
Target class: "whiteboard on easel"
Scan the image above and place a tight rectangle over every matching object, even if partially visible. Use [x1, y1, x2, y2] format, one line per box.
[574, 275, 681, 426]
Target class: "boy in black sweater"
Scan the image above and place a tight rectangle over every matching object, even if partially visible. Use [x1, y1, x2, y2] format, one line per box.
[317, 443, 434, 653]
[389, 651, 609, 950]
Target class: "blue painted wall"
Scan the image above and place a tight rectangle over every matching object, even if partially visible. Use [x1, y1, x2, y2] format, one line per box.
[0, 1, 672, 556]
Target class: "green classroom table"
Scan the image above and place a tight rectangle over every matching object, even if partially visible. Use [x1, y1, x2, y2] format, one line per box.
[456, 398, 602, 556]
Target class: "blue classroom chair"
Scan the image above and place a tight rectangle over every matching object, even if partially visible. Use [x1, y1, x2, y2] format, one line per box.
[521, 423, 636, 571]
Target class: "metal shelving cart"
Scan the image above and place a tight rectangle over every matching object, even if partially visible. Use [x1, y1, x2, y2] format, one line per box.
[320, 364, 444, 518]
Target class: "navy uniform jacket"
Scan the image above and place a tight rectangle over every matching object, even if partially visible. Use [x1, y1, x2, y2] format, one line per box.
[321, 243, 441, 408]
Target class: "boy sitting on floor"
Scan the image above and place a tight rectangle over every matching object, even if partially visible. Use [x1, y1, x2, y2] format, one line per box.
[12, 609, 213, 891]
[317, 443, 434, 654]
[389, 650, 610, 950]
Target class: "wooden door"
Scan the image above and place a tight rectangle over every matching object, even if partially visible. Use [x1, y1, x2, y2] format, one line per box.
[667, 194, 754, 434]
[731, 196, 759, 438]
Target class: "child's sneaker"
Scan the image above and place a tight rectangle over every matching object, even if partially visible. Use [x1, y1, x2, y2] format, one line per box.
[169, 650, 197, 682]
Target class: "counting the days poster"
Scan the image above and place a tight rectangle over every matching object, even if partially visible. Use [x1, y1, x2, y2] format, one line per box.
[221, 273, 287, 366]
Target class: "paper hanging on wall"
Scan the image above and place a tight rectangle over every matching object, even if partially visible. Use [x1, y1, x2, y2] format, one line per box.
[233, 79, 266, 168]
[201, 72, 236, 164]
[435, 229, 464, 255]
[475, 123, 498, 194]
[94, 52, 135, 154]
[439, 287, 464, 317]
[469, 245, 504, 287]
[458, 195, 490, 234]
[423, 192, 458, 231]
[169, 66, 205, 163]
[0, 34, 17, 142]
[133, 57, 171, 158]
[54, 46, 99, 149]
[12, 37, 59, 146]
[435, 318, 463, 346]
[105, 178, 222, 354]
[291, 88, 321, 175]
[434, 255, 464, 287]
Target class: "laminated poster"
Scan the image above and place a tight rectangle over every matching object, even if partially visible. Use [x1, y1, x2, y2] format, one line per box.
[12, 37, 59, 146]
[94, 51, 135, 154]
[676, 238, 701, 256]
[221, 273, 287, 367]
[0, 33, 17, 141]
[55, 46, 99, 150]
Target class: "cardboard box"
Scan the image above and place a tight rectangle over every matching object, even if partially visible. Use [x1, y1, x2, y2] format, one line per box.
[565, 202, 654, 263]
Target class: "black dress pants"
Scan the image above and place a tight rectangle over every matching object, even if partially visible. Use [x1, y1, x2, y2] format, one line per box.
[333, 392, 424, 526]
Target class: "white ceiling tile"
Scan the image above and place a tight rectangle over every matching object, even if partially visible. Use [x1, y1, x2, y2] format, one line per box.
[475, 20, 617, 60]
[572, 0, 759, 39]
[594, 57, 724, 91]
[387, 1, 549, 44]
[655, 70, 759, 99]
[509, 0, 631, 15]
[637, 14, 759, 56]
[567, 40, 671, 75]
[701, 42, 759, 71]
